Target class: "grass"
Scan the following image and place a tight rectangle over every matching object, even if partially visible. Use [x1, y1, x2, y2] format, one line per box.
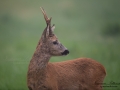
[0, 0, 120, 90]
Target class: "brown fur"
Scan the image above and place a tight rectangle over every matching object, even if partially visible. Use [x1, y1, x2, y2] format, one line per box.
[27, 8, 106, 90]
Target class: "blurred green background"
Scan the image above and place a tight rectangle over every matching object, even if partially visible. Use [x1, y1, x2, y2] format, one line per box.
[0, 0, 120, 90]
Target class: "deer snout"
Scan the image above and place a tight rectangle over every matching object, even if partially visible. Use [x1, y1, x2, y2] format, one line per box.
[61, 50, 69, 55]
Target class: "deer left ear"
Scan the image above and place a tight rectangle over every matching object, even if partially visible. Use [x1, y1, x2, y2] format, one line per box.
[46, 25, 50, 38]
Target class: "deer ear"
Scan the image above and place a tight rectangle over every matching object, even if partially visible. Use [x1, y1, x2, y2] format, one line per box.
[46, 25, 50, 38]
[51, 24, 55, 32]
[46, 24, 55, 37]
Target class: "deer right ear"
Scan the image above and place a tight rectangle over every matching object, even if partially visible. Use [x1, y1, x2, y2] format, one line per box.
[51, 24, 55, 32]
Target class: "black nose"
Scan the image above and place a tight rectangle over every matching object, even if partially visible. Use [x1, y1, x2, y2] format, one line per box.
[61, 50, 69, 55]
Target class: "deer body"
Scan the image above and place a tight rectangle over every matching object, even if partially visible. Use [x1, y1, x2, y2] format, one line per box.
[27, 7, 106, 90]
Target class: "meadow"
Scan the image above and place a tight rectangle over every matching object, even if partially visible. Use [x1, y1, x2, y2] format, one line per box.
[0, 0, 120, 90]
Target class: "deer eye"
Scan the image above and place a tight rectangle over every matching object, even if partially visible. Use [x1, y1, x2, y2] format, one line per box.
[53, 41, 58, 45]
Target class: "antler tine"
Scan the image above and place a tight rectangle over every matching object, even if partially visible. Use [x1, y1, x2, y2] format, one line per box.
[40, 7, 51, 24]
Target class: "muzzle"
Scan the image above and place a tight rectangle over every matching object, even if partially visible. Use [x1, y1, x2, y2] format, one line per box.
[61, 50, 69, 55]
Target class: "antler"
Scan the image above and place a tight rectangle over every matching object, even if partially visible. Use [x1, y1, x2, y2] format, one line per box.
[40, 7, 54, 36]
[40, 7, 52, 25]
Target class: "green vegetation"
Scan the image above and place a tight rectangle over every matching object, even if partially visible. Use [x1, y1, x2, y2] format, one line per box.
[0, 0, 120, 90]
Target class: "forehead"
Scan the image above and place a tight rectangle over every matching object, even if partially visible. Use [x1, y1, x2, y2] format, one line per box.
[49, 35, 58, 41]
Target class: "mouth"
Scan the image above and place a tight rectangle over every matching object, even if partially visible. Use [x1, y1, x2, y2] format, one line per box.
[61, 50, 69, 55]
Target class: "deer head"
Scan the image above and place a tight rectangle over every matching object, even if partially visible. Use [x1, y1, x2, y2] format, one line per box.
[40, 7, 69, 56]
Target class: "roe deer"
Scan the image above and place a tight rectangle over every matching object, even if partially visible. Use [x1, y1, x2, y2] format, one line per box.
[27, 7, 106, 90]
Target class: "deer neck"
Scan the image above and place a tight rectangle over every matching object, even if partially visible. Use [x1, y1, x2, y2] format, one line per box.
[27, 40, 51, 86]
[29, 41, 51, 71]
